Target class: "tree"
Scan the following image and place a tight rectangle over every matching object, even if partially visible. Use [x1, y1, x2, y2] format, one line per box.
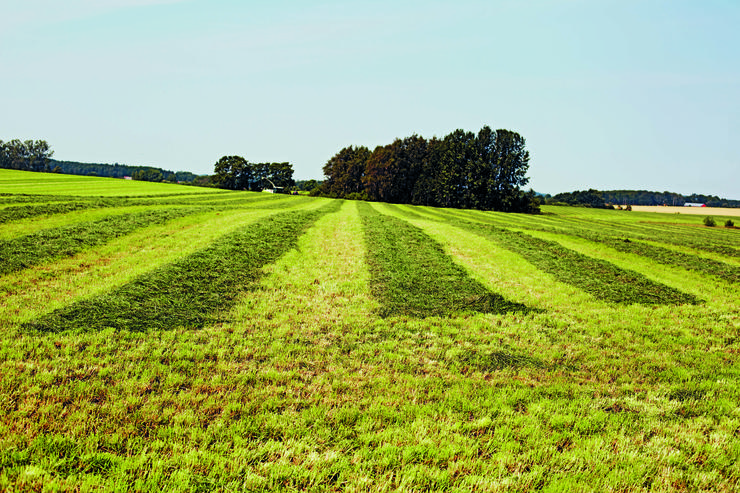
[487, 129, 530, 211]
[266, 162, 295, 189]
[320, 146, 371, 197]
[319, 126, 536, 212]
[213, 156, 249, 190]
[0, 139, 53, 171]
[212, 156, 295, 191]
[132, 167, 164, 182]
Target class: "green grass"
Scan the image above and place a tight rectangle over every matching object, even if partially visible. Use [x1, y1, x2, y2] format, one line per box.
[0, 207, 203, 275]
[358, 201, 530, 317]
[0, 169, 224, 196]
[0, 201, 111, 224]
[1, 170, 739, 492]
[405, 207, 699, 305]
[26, 201, 341, 332]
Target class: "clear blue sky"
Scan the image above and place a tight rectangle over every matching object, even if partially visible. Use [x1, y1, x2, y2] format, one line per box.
[2, 0, 738, 198]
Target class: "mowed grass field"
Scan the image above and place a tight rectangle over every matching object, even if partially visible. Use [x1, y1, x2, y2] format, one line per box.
[626, 206, 740, 217]
[1, 169, 738, 492]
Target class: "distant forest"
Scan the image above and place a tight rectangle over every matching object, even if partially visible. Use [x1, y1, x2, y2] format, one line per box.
[547, 189, 740, 208]
[312, 126, 539, 213]
[50, 160, 201, 183]
[0, 138, 203, 184]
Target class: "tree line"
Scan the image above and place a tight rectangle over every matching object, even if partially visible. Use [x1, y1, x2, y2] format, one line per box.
[311, 126, 539, 213]
[212, 156, 295, 191]
[548, 189, 740, 208]
[1, 138, 201, 183]
[0, 139, 54, 172]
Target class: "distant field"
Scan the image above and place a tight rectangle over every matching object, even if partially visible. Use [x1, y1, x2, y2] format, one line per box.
[627, 205, 740, 217]
[1, 170, 738, 491]
[0, 169, 222, 196]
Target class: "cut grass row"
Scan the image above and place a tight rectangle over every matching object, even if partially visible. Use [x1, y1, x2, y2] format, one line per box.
[26, 200, 342, 332]
[0, 207, 281, 326]
[468, 211, 740, 284]
[0, 208, 205, 276]
[0, 201, 113, 224]
[357, 201, 530, 318]
[384, 204, 699, 305]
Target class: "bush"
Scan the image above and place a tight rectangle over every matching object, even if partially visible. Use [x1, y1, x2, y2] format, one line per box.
[725, 219, 735, 228]
[703, 216, 716, 227]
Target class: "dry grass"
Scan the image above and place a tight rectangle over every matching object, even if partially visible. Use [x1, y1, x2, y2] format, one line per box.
[623, 205, 740, 217]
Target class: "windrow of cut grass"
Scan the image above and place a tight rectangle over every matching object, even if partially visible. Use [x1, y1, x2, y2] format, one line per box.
[551, 214, 739, 258]
[443, 217, 700, 305]
[357, 201, 530, 318]
[26, 200, 341, 332]
[0, 193, 91, 205]
[441, 208, 739, 284]
[0, 207, 204, 276]
[0, 201, 115, 224]
[582, 235, 739, 285]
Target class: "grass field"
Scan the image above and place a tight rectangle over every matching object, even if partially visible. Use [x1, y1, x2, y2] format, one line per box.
[626, 206, 740, 217]
[1, 170, 738, 492]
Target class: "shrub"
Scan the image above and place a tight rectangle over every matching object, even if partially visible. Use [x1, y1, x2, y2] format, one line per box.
[725, 219, 735, 228]
[703, 216, 716, 227]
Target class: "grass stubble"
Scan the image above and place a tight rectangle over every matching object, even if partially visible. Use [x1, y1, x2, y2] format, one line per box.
[0, 171, 739, 491]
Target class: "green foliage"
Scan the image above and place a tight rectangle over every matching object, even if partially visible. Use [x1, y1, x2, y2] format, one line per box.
[320, 126, 535, 212]
[0, 144, 203, 182]
[294, 179, 322, 192]
[550, 189, 740, 208]
[0, 138, 53, 172]
[725, 219, 735, 227]
[319, 145, 372, 197]
[131, 167, 163, 182]
[703, 216, 716, 227]
[212, 156, 295, 191]
[549, 189, 608, 208]
[358, 202, 530, 317]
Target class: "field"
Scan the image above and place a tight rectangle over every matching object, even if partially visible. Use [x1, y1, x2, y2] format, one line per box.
[623, 206, 740, 217]
[1, 169, 738, 492]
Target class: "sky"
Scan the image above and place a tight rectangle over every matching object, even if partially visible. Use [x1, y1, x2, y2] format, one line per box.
[1, 0, 738, 198]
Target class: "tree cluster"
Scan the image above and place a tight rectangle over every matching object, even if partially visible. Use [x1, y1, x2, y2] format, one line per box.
[313, 126, 539, 213]
[212, 156, 295, 191]
[548, 189, 740, 208]
[1, 138, 203, 183]
[294, 179, 323, 192]
[0, 139, 54, 172]
[50, 160, 199, 182]
[548, 189, 610, 208]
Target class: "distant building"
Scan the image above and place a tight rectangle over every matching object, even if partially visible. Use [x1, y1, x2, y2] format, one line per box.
[684, 203, 706, 207]
[123, 176, 133, 180]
